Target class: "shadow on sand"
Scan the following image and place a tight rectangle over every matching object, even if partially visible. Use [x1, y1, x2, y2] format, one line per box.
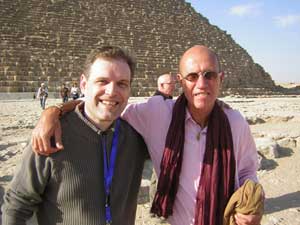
[1, 185, 4, 223]
[277, 147, 294, 158]
[0, 150, 18, 162]
[0, 185, 4, 202]
[0, 176, 13, 183]
[264, 191, 300, 214]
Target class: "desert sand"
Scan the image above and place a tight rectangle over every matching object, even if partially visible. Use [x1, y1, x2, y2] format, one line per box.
[0, 96, 300, 225]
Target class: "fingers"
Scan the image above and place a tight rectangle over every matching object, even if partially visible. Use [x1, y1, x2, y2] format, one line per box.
[34, 135, 61, 156]
[54, 122, 64, 150]
[36, 126, 62, 155]
[31, 121, 46, 154]
[42, 133, 52, 154]
[31, 129, 39, 153]
[37, 135, 46, 154]
[235, 213, 262, 225]
[31, 106, 64, 155]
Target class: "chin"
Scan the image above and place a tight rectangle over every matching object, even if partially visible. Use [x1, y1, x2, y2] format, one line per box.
[102, 114, 119, 121]
[95, 111, 115, 120]
[193, 100, 206, 109]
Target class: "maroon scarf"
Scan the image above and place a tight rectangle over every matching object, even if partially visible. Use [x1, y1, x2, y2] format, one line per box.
[151, 94, 236, 225]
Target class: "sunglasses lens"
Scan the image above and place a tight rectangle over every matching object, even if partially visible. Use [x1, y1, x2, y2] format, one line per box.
[184, 71, 219, 82]
[185, 73, 199, 82]
[203, 71, 218, 80]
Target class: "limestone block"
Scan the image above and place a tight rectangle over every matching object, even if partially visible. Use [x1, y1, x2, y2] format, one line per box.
[272, 133, 286, 140]
[257, 152, 277, 171]
[277, 138, 297, 148]
[255, 137, 280, 159]
[257, 153, 264, 170]
[246, 116, 265, 125]
[296, 137, 300, 149]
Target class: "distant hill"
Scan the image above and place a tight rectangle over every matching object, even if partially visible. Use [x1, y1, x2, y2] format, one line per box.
[276, 82, 300, 89]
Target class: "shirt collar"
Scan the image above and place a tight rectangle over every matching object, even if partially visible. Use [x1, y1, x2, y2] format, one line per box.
[75, 102, 116, 134]
[185, 107, 208, 132]
[185, 107, 193, 122]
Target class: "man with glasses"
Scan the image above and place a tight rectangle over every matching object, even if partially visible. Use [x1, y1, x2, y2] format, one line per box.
[153, 72, 175, 100]
[29, 45, 263, 225]
[150, 71, 175, 206]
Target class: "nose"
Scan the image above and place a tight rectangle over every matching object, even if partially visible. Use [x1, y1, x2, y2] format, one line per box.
[195, 74, 207, 88]
[105, 82, 116, 96]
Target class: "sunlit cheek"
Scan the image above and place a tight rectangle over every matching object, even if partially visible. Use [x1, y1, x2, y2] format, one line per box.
[211, 85, 219, 97]
[93, 86, 106, 97]
[121, 88, 131, 98]
[187, 85, 196, 97]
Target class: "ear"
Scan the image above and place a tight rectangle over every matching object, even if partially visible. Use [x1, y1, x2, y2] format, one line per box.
[176, 73, 184, 85]
[219, 72, 225, 83]
[80, 74, 88, 95]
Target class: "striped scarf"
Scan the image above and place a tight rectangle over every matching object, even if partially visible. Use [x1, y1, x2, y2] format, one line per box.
[151, 94, 236, 225]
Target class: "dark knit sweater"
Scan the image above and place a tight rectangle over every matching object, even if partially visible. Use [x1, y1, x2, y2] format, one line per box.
[153, 90, 173, 100]
[2, 105, 148, 225]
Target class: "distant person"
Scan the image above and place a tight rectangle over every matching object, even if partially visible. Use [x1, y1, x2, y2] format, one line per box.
[1, 46, 148, 225]
[70, 82, 80, 100]
[60, 83, 69, 103]
[150, 72, 176, 202]
[36, 83, 48, 110]
[153, 72, 175, 99]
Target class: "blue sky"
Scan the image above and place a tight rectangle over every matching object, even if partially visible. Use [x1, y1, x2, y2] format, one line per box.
[186, 1, 300, 83]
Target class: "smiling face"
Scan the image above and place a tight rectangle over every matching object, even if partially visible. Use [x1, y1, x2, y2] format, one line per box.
[80, 58, 131, 130]
[177, 45, 224, 125]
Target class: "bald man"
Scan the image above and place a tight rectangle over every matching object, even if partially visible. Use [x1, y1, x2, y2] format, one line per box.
[30, 45, 263, 225]
[153, 73, 175, 99]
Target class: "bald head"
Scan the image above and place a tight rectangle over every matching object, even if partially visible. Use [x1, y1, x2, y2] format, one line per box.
[176, 45, 224, 126]
[157, 73, 173, 86]
[179, 45, 220, 75]
[157, 73, 175, 97]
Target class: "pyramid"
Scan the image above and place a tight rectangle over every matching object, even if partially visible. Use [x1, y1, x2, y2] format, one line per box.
[0, 0, 279, 96]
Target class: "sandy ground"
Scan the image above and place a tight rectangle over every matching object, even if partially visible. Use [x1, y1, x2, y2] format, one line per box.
[0, 96, 300, 225]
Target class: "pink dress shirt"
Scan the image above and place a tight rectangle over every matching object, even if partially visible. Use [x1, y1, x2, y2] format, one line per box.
[122, 96, 258, 225]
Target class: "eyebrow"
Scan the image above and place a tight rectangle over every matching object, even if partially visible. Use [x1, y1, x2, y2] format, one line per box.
[117, 79, 130, 83]
[184, 72, 199, 76]
[93, 77, 130, 82]
[185, 70, 218, 75]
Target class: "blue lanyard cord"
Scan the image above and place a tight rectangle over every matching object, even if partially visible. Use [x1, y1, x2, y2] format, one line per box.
[102, 119, 120, 224]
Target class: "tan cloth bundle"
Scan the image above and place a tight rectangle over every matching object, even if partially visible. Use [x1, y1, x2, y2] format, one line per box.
[223, 179, 264, 225]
